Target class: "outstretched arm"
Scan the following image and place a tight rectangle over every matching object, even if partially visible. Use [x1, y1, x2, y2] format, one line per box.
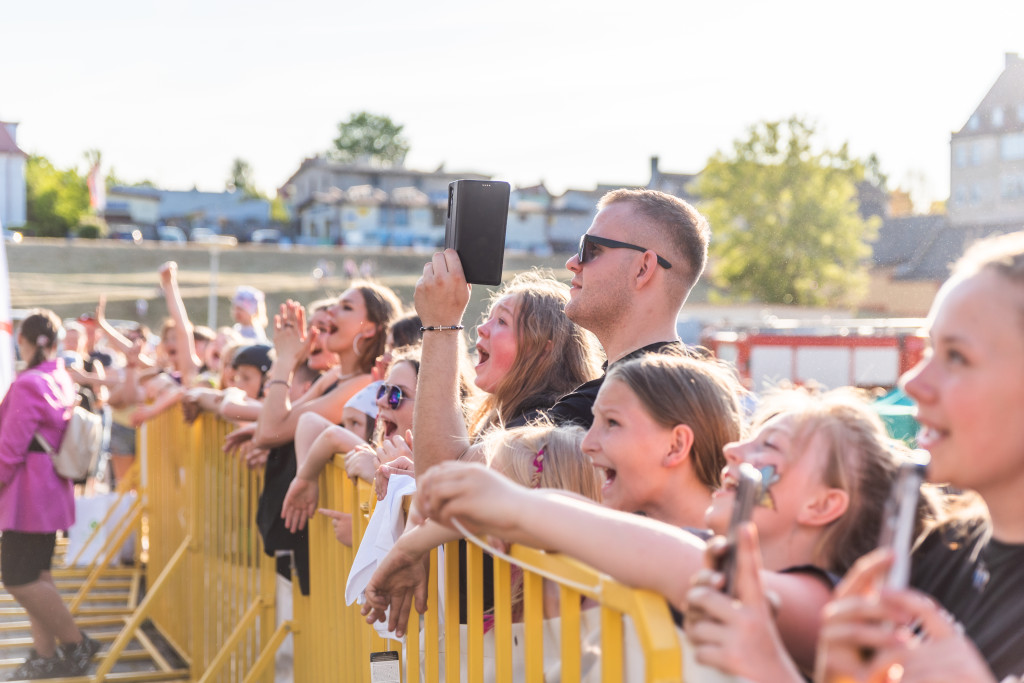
[412, 249, 474, 476]
[159, 261, 202, 384]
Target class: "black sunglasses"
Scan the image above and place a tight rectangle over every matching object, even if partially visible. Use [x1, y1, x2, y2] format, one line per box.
[376, 383, 409, 409]
[577, 234, 672, 269]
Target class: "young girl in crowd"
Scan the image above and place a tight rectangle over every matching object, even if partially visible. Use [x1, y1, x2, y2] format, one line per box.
[281, 346, 422, 536]
[232, 285, 269, 342]
[414, 382, 907, 675]
[0, 310, 101, 679]
[365, 351, 745, 636]
[361, 422, 601, 637]
[813, 231, 1024, 683]
[412, 256, 603, 476]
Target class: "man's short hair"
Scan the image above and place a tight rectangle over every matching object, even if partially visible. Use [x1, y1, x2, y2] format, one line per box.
[598, 189, 710, 296]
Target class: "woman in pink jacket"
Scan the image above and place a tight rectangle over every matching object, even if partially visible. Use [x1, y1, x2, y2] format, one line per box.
[0, 309, 99, 679]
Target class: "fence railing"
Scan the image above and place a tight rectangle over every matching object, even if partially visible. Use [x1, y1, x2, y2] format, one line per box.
[140, 409, 685, 682]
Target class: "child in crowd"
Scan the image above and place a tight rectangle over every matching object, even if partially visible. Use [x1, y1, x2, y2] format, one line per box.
[813, 231, 1024, 683]
[412, 383, 907, 676]
[232, 285, 268, 342]
[360, 422, 601, 637]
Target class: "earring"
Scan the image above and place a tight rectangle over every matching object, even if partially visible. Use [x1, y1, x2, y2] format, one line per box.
[353, 333, 364, 356]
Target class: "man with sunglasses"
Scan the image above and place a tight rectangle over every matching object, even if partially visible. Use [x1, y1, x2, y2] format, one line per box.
[546, 188, 710, 427]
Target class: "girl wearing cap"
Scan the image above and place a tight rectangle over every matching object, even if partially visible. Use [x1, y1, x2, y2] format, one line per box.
[232, 285, 268, 342]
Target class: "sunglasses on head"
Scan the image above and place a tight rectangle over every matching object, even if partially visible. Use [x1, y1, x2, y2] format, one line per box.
[577, 234, 672, 269]
[376, 383, 409, 409]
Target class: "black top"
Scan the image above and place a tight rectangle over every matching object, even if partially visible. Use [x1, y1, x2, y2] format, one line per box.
[256, 440, 310, 595]
[545, 341, 686, 428]
[911, 520, 1024, 680]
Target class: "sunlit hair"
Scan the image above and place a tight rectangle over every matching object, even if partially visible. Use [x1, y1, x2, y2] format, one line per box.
[469, 271, 602, 436]
[348, 281, 403, 374]
[482, 421, 601, 502]
[218, 342, 243, 389]
[597, 188, 710, 300]
[307, 298, 335, 315]
[606, 351, 744, 491]
[953, 231, 1024, 324]
[480, 421, 601, 619]
[19, 308, 63, 369]
[752, 387, 926, 575]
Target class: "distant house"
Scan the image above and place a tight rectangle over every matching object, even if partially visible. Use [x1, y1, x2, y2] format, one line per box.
[0, 121, 27, 229]
[279, 157, 488, 246]
[949, 52, 1024, 233]
[106, 186, 272, 238]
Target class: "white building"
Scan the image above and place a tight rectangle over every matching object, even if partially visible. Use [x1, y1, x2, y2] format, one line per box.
[0, 121, 27, 229]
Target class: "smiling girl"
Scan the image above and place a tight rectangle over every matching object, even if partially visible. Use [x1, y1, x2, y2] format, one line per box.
[415, 385, 906, 675]
[815, 231, 1024, 683]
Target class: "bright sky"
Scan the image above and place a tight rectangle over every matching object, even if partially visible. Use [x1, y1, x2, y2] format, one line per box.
[2, 0, 1022, 210]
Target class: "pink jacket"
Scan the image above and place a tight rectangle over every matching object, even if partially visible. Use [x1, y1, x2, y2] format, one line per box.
[0, 359, 76, 532]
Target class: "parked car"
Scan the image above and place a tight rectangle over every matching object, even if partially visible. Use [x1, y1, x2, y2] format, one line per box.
[109, 229, 143, 244]
[157, 226, 187, 243]
[3, 229, 23, 244]
[190, 228, 237, 246]
[250, 228, 283, 244]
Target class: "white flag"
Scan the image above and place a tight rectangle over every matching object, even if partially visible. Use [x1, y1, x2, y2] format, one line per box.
[0, 218, 14, 398]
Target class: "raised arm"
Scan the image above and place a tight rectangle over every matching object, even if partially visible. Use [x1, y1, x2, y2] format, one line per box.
[412, 249, 474, 476]
[158, 262, 202, 384]
[416, 461, 707, 603]
[252, 302, 370, 448]
[96, 296, 153, 367]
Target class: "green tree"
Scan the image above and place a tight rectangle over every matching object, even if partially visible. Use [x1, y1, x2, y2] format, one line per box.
[695, 117, 880, 306]
[330, 111, 409, 165]
[24, 155, 90, 237]
[227, 158, 260, 197]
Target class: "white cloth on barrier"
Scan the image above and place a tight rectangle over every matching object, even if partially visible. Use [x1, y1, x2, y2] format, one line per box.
[345, 473, 418, 638]
[64, 492, 137, 566]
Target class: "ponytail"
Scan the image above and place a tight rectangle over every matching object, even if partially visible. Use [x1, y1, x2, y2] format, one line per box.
[19, 308, 63, 369]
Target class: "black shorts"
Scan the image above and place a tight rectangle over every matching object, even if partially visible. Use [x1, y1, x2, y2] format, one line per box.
[1, 531, 56, 587]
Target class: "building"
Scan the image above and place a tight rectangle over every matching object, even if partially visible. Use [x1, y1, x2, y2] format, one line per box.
[279, 157, 488, 246]
[105, 186, 272, 238]
[949, 52, 1024, 232]
[0, 121, 27, 229]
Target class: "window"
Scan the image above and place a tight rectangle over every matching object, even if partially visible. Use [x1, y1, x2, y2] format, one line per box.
[971, 142, 985, 166]
[1001, 174, 1024, 200]
[1002, 133, 1024, 161]
[953, 185, 968, 205]
[954, 144, 969, 167]
[968, 114, 980, 131]
[992, 107, 1005, 128]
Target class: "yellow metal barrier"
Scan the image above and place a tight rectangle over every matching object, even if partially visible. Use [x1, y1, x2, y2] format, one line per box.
[138, 409, 685, 682]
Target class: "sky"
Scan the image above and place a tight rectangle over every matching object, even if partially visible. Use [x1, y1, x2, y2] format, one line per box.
[2, 0, 1022, 211]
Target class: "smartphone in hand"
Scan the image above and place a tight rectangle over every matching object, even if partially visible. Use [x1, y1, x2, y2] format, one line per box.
[719, 462, 763, 597]
[878, 450, 929, 590]
[444, 179, 511, 286]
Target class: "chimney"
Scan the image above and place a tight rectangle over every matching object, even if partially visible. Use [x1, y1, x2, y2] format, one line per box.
[650, 156, 660, 182]
[1007, 52, 1020, 67]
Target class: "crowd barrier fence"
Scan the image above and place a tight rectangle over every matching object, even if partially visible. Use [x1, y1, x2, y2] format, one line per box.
[137, 408, 686, 682]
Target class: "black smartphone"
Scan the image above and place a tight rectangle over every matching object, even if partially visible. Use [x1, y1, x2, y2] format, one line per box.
[877, 450, 929, 590]
[444, 179, 511, 286]
[719, 462, 763, 597]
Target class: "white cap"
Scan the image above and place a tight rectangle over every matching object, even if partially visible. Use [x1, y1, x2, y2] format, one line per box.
[345, 381, 382, 419]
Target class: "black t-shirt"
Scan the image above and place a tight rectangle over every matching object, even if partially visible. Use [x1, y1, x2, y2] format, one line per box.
[911, 520, 1024, 680]
[545, 340, 687, 428]
[256, 441, 310, 595]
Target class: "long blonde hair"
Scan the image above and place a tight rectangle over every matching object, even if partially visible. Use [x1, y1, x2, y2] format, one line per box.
[469, 271, 602, 436]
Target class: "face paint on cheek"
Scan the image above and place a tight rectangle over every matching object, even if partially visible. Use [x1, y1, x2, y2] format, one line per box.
[755, 464, 781, 510]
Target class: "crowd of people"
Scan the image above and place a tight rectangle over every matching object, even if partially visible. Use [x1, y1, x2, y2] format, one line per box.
[1, 186, 1023, 682]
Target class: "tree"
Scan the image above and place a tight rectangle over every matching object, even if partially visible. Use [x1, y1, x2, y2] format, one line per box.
[330, 111, 409, 166]
[695, 117, 880, 307]
[227, 158, 260, 197]
[24, 155, 90, 237]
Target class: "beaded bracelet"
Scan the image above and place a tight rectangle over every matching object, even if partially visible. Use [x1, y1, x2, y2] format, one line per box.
[420, 325, 465, 332]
